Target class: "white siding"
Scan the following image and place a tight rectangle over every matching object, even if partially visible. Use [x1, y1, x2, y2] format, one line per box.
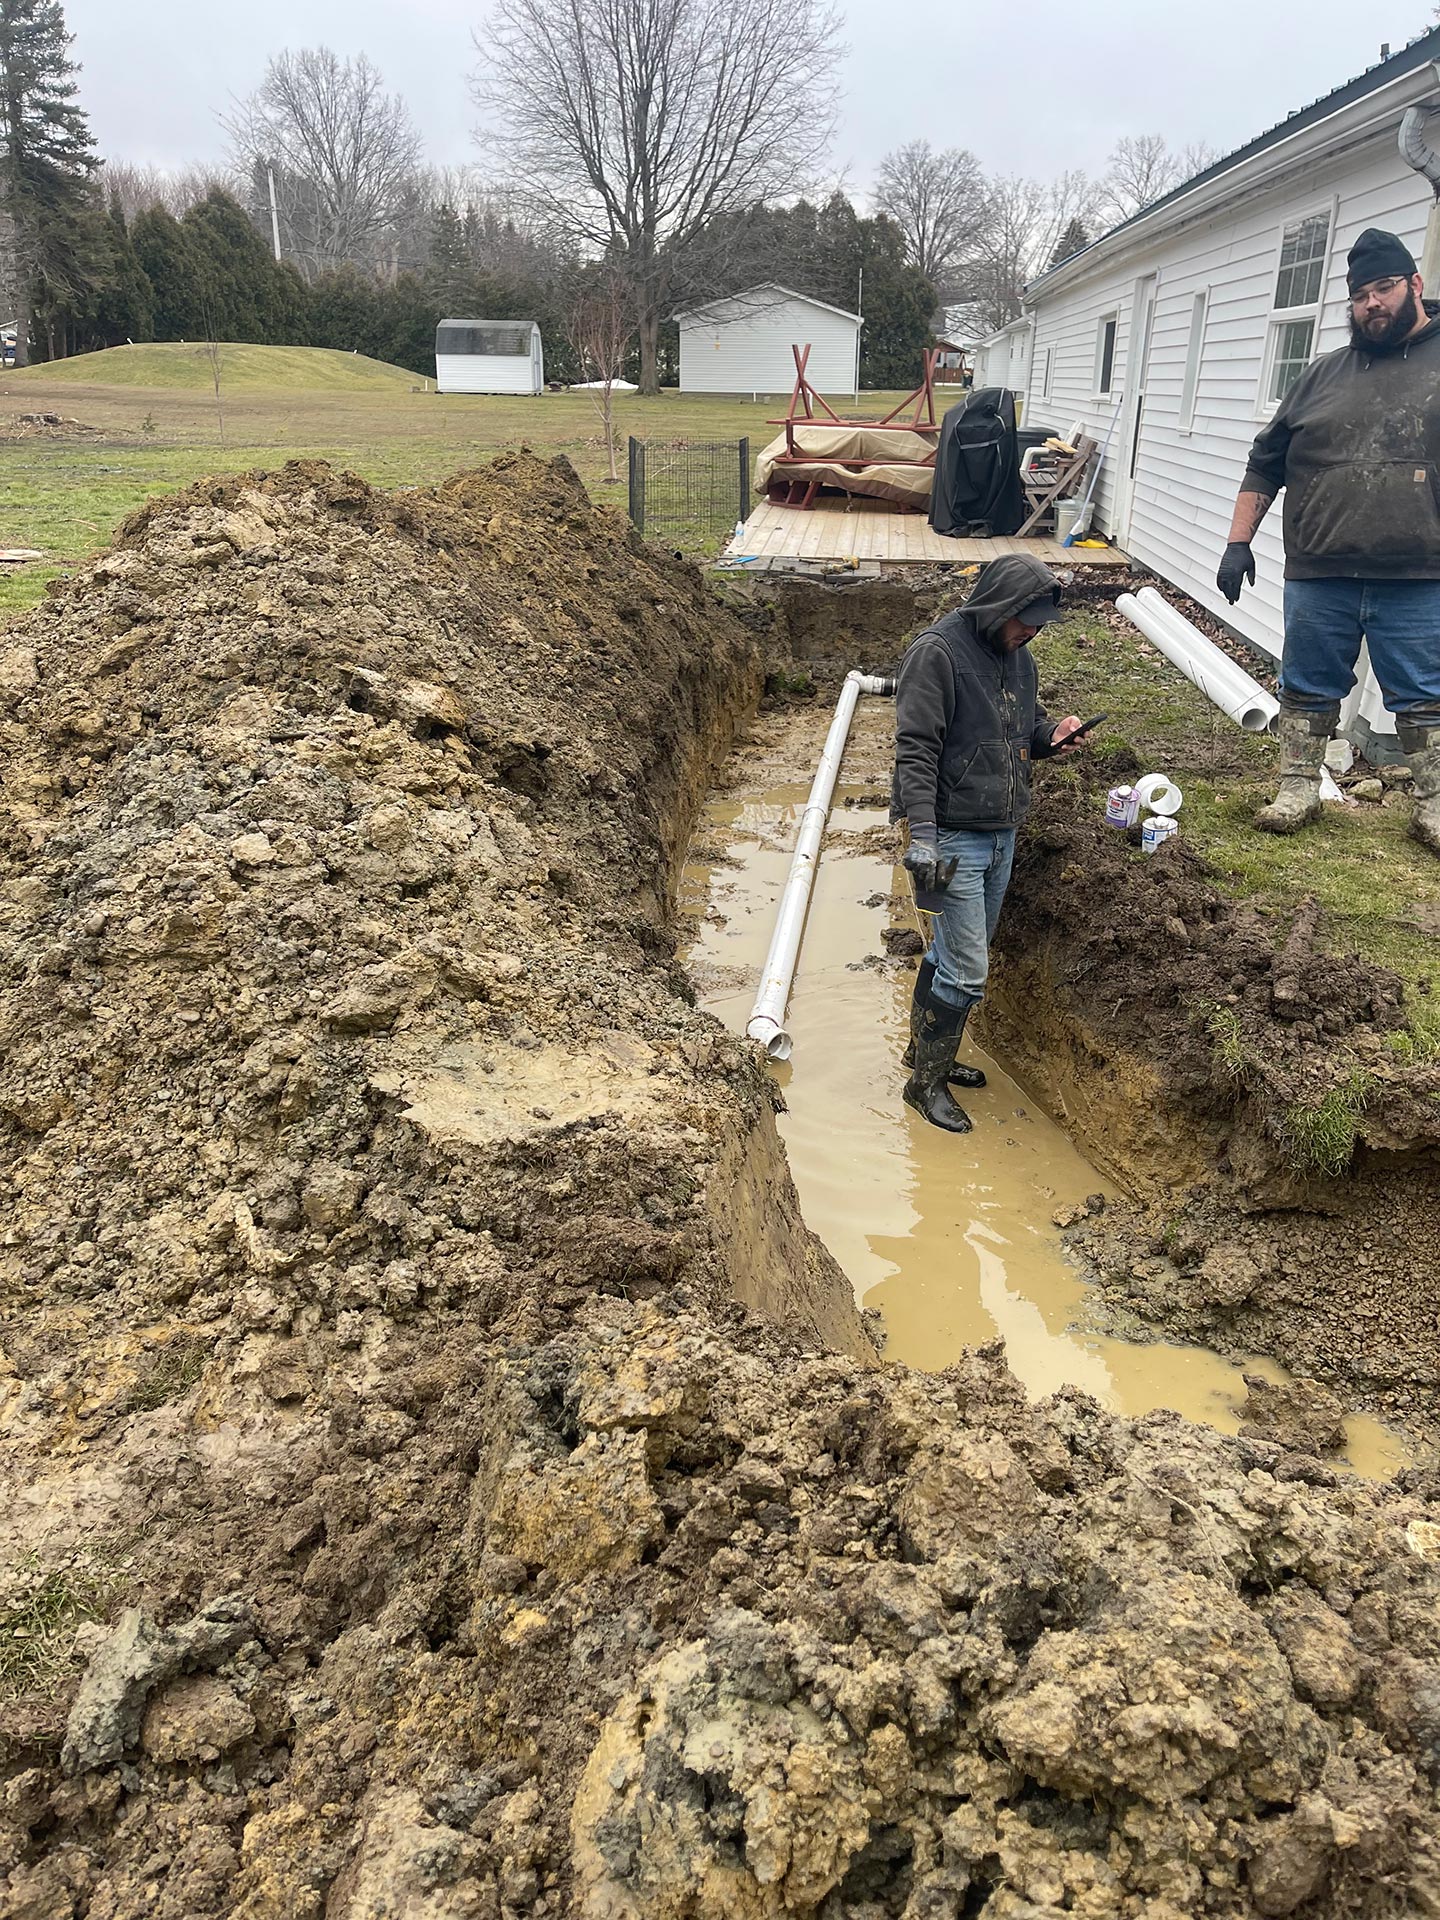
[1025, 133, 1433, 739]
[679, 293, 858, 394]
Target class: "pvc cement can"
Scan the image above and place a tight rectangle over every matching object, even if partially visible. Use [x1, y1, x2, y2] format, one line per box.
[1141, 815, 1179, 855]
[1106, 785, 1139, 827]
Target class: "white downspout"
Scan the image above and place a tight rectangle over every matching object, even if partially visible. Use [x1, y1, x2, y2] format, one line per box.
[1116, 589, 1280, 732]
[1399, 99, 1440, 287]
[745, 670, 896, 1059]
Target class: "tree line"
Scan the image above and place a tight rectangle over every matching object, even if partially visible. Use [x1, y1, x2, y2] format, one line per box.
[0, 0, 1218, 386]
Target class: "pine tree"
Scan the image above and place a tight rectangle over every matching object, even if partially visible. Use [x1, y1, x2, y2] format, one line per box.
[1048, 217, 1090, 271]
[131, 205, 208, 339]
[0, 0, 99, 363]
[425, 202, 470, 310]
[90, 192, 152, 345]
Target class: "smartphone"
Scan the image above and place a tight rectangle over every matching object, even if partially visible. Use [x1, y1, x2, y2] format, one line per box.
[1056, 711, 1108, 746]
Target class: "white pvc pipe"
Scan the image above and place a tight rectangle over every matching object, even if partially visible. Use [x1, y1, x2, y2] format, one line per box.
[1133, 588, 1273, 722]
[1117, 589, 1279, 733]
[745, 670, 895, 1059]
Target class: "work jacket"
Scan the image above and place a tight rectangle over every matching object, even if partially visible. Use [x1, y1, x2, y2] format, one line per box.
[892, 553, 1060, 837]
[1242, 305, 1440, 579]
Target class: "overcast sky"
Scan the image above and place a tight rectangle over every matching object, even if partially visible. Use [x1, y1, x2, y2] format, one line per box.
[65, 0, 1439, 191]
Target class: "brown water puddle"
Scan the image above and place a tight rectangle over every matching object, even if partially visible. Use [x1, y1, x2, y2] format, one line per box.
[681, 706, 1408, 1477]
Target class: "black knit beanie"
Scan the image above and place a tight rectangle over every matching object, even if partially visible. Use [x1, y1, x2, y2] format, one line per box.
[1347, 228, 1418, 294]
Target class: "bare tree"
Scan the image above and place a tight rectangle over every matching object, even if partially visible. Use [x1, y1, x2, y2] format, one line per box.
[955, 171, 1107, 332]
[565, 265, 633, 481]
[102, 160, 226, 222]
[472, 0, 844, 393]
[225, 48, 421, 278]
[1101, 133, 1218, 224]
[874, 140, 989, 295]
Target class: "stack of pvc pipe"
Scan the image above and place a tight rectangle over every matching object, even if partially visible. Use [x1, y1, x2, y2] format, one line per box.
[1115, 587, 1280, 733]
[745, 670, 895, 1060]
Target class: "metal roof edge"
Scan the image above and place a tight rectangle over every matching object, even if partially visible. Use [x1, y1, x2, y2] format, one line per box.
[1027, 29, 1440, 302]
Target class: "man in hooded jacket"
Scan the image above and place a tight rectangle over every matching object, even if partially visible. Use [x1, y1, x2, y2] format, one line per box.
[893, 553, 1086, 1132]
[1217, 227, 1440, 850]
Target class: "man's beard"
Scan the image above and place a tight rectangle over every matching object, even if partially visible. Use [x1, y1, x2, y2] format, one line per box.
[1350, 287, 1421, 352]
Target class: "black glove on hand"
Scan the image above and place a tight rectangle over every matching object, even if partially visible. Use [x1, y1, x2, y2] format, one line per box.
[1216, 541, 1256, 605]
[903, 837, 941, 892]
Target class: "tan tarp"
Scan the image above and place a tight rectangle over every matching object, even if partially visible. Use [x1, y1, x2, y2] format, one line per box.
[753, 425, 935, 510]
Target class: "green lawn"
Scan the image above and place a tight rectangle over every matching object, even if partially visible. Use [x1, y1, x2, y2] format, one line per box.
[9, 342, 418, 392]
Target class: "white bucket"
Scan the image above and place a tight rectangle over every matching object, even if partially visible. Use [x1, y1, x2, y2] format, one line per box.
[1133, 772, 1183, 816]
[1055, 498, 1085, 543]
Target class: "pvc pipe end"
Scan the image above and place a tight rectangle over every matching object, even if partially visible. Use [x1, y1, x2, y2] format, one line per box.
[745, 1016, 793, 1060]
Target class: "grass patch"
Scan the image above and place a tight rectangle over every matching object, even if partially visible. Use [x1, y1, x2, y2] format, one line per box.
[0, 1549, 130, 1701]
[1281, 1067, 1376, 1177]
[9, 341, 419, 391]
[123, 1336, 207, 1413]
[1205, 1003, 1254, 1081]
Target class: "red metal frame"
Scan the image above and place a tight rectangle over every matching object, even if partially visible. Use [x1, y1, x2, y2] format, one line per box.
[762, 344, 942, 510]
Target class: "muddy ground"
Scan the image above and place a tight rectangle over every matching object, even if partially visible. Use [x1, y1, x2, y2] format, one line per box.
[4, 460, 1440, 1916]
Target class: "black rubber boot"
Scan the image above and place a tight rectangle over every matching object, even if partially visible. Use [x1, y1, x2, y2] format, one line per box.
[901, 959, 986, 1088]
[903, 992, 974, 1133]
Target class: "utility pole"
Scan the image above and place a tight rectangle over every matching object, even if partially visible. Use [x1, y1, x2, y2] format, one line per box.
[267, 166, 282, 262]
[855, 265, 863, 401]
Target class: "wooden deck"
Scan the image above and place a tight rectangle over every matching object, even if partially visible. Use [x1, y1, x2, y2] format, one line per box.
[725, 499, 1128, 569]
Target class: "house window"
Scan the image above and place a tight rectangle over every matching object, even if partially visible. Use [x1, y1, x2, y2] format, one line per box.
[1262, 209, 1332, 408]
[1179, 289, 1208, 431]
[1268, 318, 1315, 406]
[1095, 314, 1118, 395]
[1274, 212, 1330, 309]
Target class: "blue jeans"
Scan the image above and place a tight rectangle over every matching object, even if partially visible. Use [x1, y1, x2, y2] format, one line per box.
[924, 826, 1017, 1011]
[1280, 579, 1440, 723]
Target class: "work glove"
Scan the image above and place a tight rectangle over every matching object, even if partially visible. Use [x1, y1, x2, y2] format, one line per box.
[1216, 541, 1256, 605]
[903, 836, 942, 892]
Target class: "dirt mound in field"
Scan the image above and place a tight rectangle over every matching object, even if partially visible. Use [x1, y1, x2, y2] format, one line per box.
[5, 460, 1440, 1917]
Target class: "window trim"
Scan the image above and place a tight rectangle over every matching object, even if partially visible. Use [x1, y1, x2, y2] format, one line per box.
[1257, 200, 1336, 417]
[1094, 311, 1119, 399]
[1178, 288, 1209, 435]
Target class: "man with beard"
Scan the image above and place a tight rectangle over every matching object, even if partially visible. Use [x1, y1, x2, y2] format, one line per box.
[1216, 227, 1440, 850]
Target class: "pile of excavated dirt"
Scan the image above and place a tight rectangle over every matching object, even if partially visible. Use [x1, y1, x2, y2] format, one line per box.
[6, 460, 1440, 1917]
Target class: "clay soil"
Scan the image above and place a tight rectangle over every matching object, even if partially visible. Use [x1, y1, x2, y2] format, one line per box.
[5, 465, 1440, 1918]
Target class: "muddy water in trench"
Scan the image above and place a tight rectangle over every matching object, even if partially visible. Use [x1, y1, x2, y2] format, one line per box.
[681, 702, 1407, 1476]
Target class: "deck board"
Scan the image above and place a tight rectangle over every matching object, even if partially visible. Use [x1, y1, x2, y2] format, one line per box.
[726, 500, 1127, 568]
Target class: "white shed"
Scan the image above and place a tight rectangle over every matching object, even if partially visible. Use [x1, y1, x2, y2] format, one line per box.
[435, 319, 544, 395]
[1018, 28, 1440, 746]
[673, 284, 861, 396]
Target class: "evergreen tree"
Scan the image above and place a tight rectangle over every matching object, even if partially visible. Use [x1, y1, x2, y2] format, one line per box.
[0, 0, 99, 363]
[131, 204, 208, 338]
[1048, 217, 1090, 270]
[91, 191, 152, 344]
[425, 201, 469, 309]
[183, 189, 306, 342]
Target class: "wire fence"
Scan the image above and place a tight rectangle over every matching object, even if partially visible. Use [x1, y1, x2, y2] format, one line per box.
[627, 437, 750, 552]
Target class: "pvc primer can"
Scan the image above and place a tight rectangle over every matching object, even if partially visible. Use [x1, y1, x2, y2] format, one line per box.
[1106, 784, 1139, 828]
[1142, 815, 1179, 855]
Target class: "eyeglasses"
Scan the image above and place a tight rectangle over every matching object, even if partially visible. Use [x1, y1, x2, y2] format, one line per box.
[1351, 276, 1408, 303]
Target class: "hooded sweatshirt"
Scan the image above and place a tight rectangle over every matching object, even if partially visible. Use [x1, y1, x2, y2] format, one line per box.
[1241, 303, 1440, 579]
[892, 552, 1060, 837]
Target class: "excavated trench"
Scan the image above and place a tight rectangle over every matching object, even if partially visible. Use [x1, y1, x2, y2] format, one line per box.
[6, 460, 1440, 1917]
[679, 695, 1408, 1474]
